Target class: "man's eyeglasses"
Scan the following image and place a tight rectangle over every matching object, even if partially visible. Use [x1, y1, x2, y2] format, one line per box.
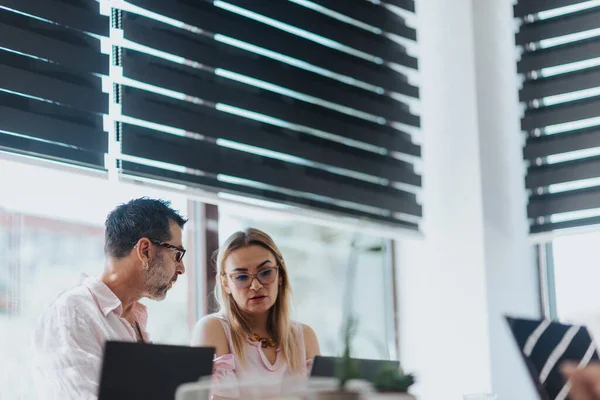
[149, 239, 186, 262]
[226, 267, 278, 289]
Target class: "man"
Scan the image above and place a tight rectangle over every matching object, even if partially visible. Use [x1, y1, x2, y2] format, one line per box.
[32, 197, 187, 399]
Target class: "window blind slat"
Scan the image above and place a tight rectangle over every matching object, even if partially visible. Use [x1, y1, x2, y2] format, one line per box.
[514, 0, 591, 18]
[119, 88, 420, 185]
[121, 124, 422, 216]
[0, 92, 106, 151]
[516, 7, 600, 45]
[526, 155, 600, 188]
[524, 126, 600, 160]
[0, 10, 108, 75]
[0, 50, 107, 114]
[528, 186, 600, 218]
[222, 0, 414, 67]
[0, 106, 106, 155]
[121, 86, 420, 162]
[520, 66, 600, 102]
[122, 50, 420, 131]
[530, 215, 600, 234]
[521, 96, 600, 131]
[0, 131, 105, 168]
[0, 0, 109, 36]
[518, 36, 600, 74]
[386, 0, 416, 12]
[308, 0, 416, 40]
[121, 160, 420, 229]
[126, 0, 416, 89]
[123, 14, 418, 117]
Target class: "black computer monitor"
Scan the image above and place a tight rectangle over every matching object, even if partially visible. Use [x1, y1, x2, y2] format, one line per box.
[98, 341, 215, 400]
[310, 355, 400, 381]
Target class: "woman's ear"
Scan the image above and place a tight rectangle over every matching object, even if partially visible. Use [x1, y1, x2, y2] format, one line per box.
[221, 274, 232, 295]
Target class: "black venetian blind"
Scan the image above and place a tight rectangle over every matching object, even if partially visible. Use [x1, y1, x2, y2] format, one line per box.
[0, 0, 109, 169]
[515, 0, 600, 233]
[0, 0, 422, 231]
[113, 0, 422, 230]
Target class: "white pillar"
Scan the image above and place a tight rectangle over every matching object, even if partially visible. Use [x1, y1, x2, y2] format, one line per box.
[471, 0, 540, 398]
[395, 0, 540, 398]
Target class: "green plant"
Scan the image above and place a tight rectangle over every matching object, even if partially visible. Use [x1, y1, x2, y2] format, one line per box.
[333, 237, 387, 392]
[371, 364, 416, 393]
[334, 315, 361, 391]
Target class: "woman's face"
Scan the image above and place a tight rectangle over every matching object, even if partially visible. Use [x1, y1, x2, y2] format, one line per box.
[222, 245, 282, 315]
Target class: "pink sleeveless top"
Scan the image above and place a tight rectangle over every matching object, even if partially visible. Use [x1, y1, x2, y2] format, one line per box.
[210, 315, 311, 398]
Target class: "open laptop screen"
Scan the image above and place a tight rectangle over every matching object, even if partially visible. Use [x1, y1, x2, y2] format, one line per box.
[310, 355, 400, 382]
[98, 341, 214, 400]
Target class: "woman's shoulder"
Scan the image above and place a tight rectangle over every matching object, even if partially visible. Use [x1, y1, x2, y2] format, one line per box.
[191, 313, 230, 355]
[294, 322, 320, 360]
[194, 313, 227, 331]
[292, 321, 316, 338]
[199, 312, 227, 324]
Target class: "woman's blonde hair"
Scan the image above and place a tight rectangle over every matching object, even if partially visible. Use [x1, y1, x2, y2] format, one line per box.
[214, 228, 302, 374]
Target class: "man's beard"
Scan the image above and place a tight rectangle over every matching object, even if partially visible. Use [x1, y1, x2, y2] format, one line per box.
[144, 254, 175, 301]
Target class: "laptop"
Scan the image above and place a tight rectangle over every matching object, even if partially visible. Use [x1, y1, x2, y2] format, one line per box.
[98, 341, 215, 400]
[506, 316, 600, 400]
[310, 355, 400, 381]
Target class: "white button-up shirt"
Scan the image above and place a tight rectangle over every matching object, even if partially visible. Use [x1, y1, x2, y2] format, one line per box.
[31, 274, 150, 400]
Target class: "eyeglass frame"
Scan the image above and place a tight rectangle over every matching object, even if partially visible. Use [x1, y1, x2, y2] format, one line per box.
[223, 266, 280, 289]
[149, 239, 186, 262]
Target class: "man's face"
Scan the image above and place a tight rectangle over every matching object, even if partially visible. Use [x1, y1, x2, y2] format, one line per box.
[144, 221, 185, 300]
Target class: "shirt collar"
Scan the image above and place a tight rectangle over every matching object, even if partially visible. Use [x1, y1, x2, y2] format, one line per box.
[81, 274, 148, 328]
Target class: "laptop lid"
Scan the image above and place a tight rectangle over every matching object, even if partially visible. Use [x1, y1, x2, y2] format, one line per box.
[506, 316, 600, 400]
[98, 341, 215, 400]
[310, 355, 400, 381]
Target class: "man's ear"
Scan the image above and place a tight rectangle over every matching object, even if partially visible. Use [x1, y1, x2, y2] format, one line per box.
[136, 238, 152, 268]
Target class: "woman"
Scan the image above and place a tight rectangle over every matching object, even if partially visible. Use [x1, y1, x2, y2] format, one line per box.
[191, 228, 320, 398]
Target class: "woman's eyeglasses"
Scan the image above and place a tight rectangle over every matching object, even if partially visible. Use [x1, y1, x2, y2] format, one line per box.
[227, 267, 278, 289]
[149, 239, 186, 262]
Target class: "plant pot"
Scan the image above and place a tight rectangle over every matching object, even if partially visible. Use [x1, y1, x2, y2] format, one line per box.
[313, 390, 361, 400]
[371, 393, 416, 400]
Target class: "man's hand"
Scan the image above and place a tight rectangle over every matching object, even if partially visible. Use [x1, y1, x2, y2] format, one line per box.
[562, 362, 600, 400]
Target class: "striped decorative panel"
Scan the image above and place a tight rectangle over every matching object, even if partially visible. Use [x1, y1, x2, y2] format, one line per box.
[507, 317, 600, 400]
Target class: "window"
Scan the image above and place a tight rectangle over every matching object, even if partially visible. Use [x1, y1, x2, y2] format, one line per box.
[550, 232, 600, 341]
[516, 0, 600, 341]
[0, 1, 414, 398]
[0, 157, 196, 399]
[0, 154, 401, 399]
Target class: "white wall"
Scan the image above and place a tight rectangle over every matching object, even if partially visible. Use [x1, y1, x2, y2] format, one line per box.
[396, 0, 492, 397]
[471, 0, 541, 398]
[395, 0, 540, 398]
